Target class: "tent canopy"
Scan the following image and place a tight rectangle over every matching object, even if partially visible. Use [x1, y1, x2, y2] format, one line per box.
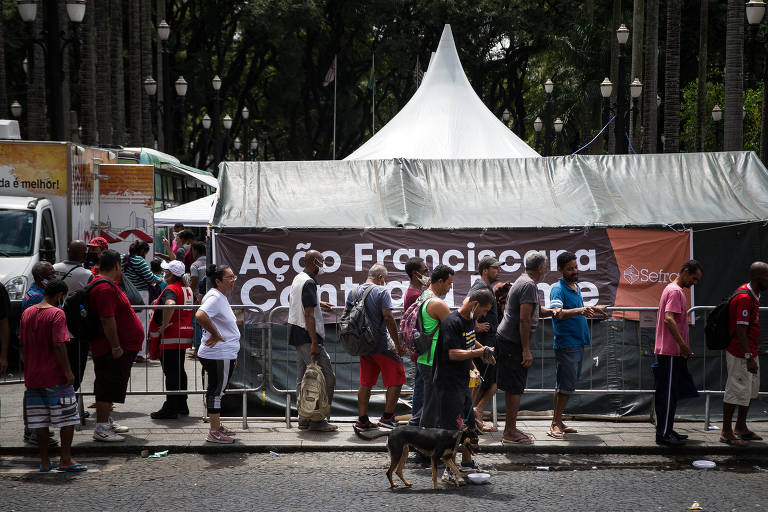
[212, 152, 768, 229]
[344, 25, 539, 160]
[155, 193, 217, 227]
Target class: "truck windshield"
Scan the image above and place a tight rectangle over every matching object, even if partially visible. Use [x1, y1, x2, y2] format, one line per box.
[0, 209, 36, 257]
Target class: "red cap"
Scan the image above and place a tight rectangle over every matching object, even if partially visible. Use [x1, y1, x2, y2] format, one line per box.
[87, 237, 109, 250]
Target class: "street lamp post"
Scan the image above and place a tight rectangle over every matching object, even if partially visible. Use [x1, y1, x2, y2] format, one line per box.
[200, 114, 211, 169]
[544, 79, 554, 156]
[211, 75, 222, 169]
[250, 137, 259, 160]
[600, 77, 613, 152]
[233, 137, 241, 160]
[158, 20, 172, 153]
[502, 108, 511, 127]
[629, 78, 643, 147]
[175, 76, 188, 156]
[615, 24, 630, 154]
[712, 105, 723, 151]
[746, 1, 768, 162]
[10, 100, 22, 119]
[241, 106, 249, 160]
[553, 117, 564, 155]
[222, 114, 232, 161]
[533, 117, 543, 153]
[18, 0, 86, 141]
[143, 75, 158, 143]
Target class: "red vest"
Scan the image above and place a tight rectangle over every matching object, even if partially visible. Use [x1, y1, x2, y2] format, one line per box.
[148, 281, 194, 357]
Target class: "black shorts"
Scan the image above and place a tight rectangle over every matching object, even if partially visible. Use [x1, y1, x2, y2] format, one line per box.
[495, 338, 528, 395]
[93, 350, 137, 403]
[435, 380, 473, 431]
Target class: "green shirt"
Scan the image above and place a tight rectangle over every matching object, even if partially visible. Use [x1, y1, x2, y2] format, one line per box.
[416, 292, 440, 366]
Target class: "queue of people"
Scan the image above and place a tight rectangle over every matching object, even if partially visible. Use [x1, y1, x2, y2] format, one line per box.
[1, 233, 765, 472]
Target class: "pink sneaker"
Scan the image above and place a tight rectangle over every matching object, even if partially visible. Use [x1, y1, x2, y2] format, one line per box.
[206, 430, 234, 444]
[218, 424, 236, 436]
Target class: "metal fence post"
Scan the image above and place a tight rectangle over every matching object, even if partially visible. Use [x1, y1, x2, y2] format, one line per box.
[242, 391, 249, 429]
[704, 393, 711, 431]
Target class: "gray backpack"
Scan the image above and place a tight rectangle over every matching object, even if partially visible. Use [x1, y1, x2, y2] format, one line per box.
[338, 285, 377, 356]
[297, 362, 330, 421]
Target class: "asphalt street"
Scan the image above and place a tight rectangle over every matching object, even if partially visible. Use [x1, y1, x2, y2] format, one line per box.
[1, 452, 767, 511]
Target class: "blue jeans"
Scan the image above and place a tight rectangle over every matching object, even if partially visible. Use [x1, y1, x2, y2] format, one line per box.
[408, 363, 424, 425]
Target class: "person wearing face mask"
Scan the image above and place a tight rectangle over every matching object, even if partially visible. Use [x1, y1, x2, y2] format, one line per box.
[548, 251, 608, 440]
[85, 237, 109, 274]
[433, 288, 496, 482]
[350, 264, 405, 432]
[416, 265, 455, 430]
[403, 257, 429, 428]
[19, 279, 88, 472]
[287, 249, 337, 432]
[720, 261, 768, 446]
[496, 251, 555, 445]
[22, 261, 56, 310]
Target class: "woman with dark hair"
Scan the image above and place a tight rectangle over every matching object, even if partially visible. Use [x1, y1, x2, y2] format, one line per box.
[122, 240, 163, 362]
[194, 264, 241, 443]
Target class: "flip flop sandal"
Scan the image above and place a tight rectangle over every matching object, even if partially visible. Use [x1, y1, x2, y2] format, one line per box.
[738, 432, 763, 441]
[562, 427, 578, 434]
[481, 423, 499, 433]
[501, 433, 534, 444]
[547, 429, 566, 440]
[56, 463, 88, 473]
[719, 437, 748, 447]
[39, 462, 55, 472]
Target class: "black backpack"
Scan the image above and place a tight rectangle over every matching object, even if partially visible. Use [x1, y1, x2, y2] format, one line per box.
[705, 290, 749, 350]
[62, 278, 119, 341]
[338, 285, 378, 356]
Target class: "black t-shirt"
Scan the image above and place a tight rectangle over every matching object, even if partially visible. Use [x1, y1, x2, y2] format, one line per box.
[436, 311, 476, 386]
[468, 279, 498, 347]
[288, 273, 322, 347]
[0, 284, 9, 320]
[152, 287, 178, 325]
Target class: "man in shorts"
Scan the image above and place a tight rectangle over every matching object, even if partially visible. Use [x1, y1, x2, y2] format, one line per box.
[351, 264, 406, 431]
[496, 251, 554, 444]
[721, 261, 768, 445]
[88, 249, 145, 442]
[20, 279, 86, 472]
[548, 251, 607, 439]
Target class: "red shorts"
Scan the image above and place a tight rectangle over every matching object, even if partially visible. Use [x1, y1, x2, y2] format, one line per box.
[360, 353, 406, 387]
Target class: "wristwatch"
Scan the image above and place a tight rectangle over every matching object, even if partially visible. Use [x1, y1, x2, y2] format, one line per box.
[744, 352, 752, 360]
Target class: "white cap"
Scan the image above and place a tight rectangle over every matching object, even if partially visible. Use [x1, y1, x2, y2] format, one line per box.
[161, 260, 185, 277]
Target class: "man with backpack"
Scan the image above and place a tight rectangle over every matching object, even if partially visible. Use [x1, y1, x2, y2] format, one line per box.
[653, 259, 702, 447]
[350, 264, 405, 432]
[720, 261, 768, 446]
[288, 250, 337, 432]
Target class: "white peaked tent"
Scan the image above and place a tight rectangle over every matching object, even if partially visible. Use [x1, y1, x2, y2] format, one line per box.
[345, 24, 539, 160]
[154, 194, 217, 227]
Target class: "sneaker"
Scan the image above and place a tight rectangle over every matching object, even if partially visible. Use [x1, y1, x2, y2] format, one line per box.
[206, 430, 234, 444]
[24, 430, 59, 447]
[108, 418, 129, 433]
[353, 419, 379, 432]
[377, 417, 398, 429]
[441, 468, 466, 486]
[93, 428, 125, 442]
[309, 420, 339, 432]
[150, 409, 178, 420]
[218, 424, 236, 436]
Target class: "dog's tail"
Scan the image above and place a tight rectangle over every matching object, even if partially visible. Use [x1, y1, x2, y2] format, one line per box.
[354, 429, 392, 441]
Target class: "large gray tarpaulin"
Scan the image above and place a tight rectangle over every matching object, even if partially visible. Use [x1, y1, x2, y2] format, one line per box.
[213, 152, 768, 229]
[211, 152, 768, 420]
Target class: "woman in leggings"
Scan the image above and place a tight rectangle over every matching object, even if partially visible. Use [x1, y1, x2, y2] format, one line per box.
[194, 264, 241, 443]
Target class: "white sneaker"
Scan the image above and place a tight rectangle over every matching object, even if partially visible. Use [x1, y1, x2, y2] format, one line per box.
[93, 428, 125, 442]
[108, 418, 129, 433]
[441, 468, 466, 486]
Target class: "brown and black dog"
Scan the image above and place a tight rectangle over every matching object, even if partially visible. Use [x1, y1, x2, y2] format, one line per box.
[355, 425, 480, 490]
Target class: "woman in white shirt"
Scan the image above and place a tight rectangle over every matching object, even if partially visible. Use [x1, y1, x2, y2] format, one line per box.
[194, 264, 241, 444]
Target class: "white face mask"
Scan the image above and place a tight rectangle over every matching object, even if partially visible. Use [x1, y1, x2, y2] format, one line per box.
[470, 305, 477, 320]
[417, 274, 430, 286]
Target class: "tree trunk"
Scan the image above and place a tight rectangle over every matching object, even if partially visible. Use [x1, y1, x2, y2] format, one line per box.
[0, 5, 9, 118]
[27, 1, 47, 140]
[127, 0, 143, 145]
[79, 1, 98, 145]
[608, 0, 621, 153]
[95, 0, 112, 144]
[630, 0, 644, 149]
[662, 0, 681, 152]
[141, 0, 154, 148]
[696, 0, 709, 152]
[641, 0, 659, 153]
[110, 0, 126, 144]
[724, 0, 744, 151]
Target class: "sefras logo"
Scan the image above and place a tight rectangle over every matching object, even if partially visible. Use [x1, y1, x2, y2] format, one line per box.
[623, 265, 640, 284]
[623, 265, 678, 285]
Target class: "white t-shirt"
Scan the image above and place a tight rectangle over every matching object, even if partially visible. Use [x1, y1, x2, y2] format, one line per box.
[53, 261, 93, 294]
[197, 288, 241, 360]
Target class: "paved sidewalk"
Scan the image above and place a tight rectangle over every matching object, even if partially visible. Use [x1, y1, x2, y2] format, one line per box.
[2, 380, 767, 455]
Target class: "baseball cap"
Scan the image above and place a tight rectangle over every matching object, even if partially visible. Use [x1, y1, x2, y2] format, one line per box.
[477, 256, 501, 274]
[161, 260, 186, 277]
[87, 237, 109, 251]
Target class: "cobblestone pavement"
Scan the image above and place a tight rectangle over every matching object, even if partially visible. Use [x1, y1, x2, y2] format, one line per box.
[2, 452, 767, 511]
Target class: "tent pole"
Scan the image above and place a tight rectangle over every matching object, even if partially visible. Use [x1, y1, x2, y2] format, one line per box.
[333, 55, 337, 160]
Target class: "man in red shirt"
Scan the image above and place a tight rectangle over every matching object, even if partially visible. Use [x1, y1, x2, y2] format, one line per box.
[20, 279, 86, 472]
[721, 261, 768, 445]
[88, 249, 145, 442]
